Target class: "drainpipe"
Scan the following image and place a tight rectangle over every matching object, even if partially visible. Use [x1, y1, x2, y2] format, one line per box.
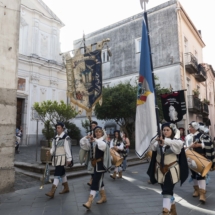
[176, 2, 190, 133]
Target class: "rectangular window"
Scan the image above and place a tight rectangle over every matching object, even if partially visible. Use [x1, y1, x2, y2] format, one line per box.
[102, 49, 111, 63]
[135, 38, 142, 53]
[17, 78, 26, 91]
[184, 37, 188, 53]
[103, 51, 106, 62]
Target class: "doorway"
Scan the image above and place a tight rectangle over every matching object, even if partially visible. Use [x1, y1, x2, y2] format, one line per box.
[16, 98, 24, 129]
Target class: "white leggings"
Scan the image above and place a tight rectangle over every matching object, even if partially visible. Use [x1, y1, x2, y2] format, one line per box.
[114, 166, 122, 173]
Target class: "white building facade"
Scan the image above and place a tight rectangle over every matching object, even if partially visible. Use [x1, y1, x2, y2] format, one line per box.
[17, 0, 67, 145]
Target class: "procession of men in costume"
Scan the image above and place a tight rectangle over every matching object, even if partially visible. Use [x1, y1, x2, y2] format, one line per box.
[44, 118, 215, 215]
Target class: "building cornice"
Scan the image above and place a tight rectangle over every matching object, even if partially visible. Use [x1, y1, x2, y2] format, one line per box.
[177, 2, 205, 48]
[21, 3, 64, 27]
[19, 54, 65, 71]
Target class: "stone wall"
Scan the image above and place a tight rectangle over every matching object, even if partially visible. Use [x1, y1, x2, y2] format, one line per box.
[0, 0, 21, 193]
[73, 0, 180, 82]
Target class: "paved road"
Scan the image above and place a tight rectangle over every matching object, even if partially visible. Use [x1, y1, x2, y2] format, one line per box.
[14, 145, 137, 191]
[1, 163, 215, 215]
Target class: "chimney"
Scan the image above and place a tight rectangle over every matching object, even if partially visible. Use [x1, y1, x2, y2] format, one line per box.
[198, 30, 202, 37]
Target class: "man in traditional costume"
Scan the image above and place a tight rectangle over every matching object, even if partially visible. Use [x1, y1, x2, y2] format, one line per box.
[86, 121, 98, 186]
[80, 126, 111, 210]
[186, 121, 207, 203]
[199, 122, 215, 170]
[45, 122, 72, 198]
[147, 123, 188, 215]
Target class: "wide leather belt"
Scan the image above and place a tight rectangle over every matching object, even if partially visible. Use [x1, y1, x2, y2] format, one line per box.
[157, 161, 177, 175]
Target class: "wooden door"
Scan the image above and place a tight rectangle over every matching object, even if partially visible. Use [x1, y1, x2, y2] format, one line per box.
[16, 98, 24, 129]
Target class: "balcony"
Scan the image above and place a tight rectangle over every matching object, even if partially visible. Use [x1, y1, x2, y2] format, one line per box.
[202, 102, 209, 116]
[187, 95, 201, 113]
[185, 52, 198, 74]
[195, 64, 207, 82]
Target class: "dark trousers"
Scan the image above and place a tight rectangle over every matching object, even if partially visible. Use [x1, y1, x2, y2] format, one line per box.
[160, 171, 175, 196]
[54, 166, 65, 177]
[91, 168, 104, 191]
[191, 170, 205, 180]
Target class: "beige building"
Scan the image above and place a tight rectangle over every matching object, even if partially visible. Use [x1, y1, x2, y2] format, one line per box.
[176, 1, 213, 134]
[17, 0, 67, 145]
[73, 0, 214, 137]
[0, 0, 21, 193]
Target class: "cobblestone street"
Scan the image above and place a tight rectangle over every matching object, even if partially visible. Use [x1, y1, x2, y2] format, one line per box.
[1, 164, 215, 215]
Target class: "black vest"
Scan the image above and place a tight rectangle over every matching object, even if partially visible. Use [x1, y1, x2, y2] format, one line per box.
[193, 132, 205, 155]
[95, 145, 105, 171]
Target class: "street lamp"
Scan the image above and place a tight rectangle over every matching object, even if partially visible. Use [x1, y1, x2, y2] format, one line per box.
[32, 108, 40, 162]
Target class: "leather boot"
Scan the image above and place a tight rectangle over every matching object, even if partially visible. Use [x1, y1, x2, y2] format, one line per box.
[59, 182, 69, 194]
[87, 178, 92, 186]
[163, 208, 171, 215]
[199, 189, 206, 203]
[118, 171, 122, 178]
[45, 185, 57, 198]
[96, 190, 107, 204]
[110, 171, 117, 179]
[170, 204, 177, 215]
[83, 195, 94, 210]
[193, 185, 199, 197]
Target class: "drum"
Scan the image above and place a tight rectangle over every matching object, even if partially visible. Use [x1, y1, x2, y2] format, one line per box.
[110, 148, 123, 167]
[185, 148, 212, 177]
[146, 150, 152, 159]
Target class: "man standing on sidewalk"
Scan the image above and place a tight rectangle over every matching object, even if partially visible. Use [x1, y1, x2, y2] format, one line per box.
[45, 122, 72, 198]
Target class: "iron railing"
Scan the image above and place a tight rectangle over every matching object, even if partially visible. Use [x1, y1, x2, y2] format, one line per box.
[184, 52, 198, 72]
[187, 95, 201, 113]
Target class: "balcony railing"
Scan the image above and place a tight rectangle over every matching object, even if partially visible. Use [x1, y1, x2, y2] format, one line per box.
[202, 102, 209, 116]
[195, 64, 207, 82]
[184, 52, 198, 74]
[187, 95, 201, 113]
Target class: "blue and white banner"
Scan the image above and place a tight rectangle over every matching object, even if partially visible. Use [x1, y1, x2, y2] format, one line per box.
[135, 15, 157, 159]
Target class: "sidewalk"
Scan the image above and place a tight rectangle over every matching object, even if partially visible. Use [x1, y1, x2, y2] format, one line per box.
[14, 145, 139, 191]
[1, 163, 215, 215]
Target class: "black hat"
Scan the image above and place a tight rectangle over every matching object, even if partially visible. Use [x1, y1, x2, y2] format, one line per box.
[55, 122, 65, 128]
[94, 126, 103, 131]
[91, 121, 98, 125]
[162, 123, 177, 134]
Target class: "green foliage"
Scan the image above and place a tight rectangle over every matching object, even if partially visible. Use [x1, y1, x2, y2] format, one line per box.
[34, 100, 79, 141]
[94, 80, 170, 146]
[42, 120, 55, 147]
[33, 100, 79, 125]
[64, 122, 81, 142]
[155, 81, 170, 121]
[94, 82, 136, 142]
[81, 119, 91, 134]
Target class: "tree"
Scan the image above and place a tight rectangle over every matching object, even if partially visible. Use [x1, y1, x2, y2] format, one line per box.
[64, 122, 81, 142]
[33, 100, 79, 125]
[81, 119, 91, 134]
[33, 100, 80, 142]
[94, 82, 136, 142]
[42, 120, 55, 147]
[94, 80, 170, 146]
[155, 80, 170, 121]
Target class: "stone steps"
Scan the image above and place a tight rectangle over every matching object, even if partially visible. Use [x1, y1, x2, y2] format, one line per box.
[14, 156, 149, 181]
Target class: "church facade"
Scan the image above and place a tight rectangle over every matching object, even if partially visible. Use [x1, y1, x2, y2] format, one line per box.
[17, 0, 67, 145]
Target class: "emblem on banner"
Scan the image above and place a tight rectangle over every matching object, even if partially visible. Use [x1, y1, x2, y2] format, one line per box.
[160, 90, 187, 123]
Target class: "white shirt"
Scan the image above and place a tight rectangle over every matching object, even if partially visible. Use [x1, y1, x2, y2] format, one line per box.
[50, 132, 72, 162]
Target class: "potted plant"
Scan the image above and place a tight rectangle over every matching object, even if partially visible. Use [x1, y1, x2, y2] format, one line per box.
[33, 100, 80, 163]
[40, 120, 55, 164]
[193, 88, 200, 98]
[203, 98, 210, 105]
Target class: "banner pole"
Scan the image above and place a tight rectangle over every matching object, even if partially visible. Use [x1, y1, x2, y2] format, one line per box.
[144, 12, 165, 166]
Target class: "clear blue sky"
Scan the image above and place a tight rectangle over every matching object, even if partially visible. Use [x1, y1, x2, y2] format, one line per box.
[43, 0, 214, 68]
